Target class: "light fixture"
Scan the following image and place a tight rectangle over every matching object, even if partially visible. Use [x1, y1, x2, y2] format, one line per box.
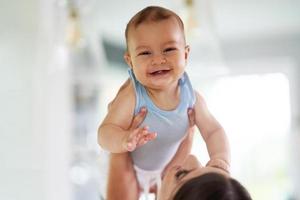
[181, 0, 230, 77]
[65, 6, 82, 47]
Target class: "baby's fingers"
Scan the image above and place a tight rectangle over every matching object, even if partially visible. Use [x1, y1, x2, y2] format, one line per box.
[136, 131, 157, 148]
[144, 132, 157, 141]
[126, 142, 136, 152]
[126, 126, 148, 151]
[125, 128, 139, 151]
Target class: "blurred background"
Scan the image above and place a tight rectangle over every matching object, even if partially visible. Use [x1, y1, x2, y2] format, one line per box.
[0, 0, 300, 199]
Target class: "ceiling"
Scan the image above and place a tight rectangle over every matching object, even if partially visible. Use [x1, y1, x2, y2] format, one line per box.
[78, 0, 300, 42]
[70, 0, 298, 71]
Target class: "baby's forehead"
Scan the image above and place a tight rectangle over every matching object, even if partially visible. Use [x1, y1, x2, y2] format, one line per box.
[128, 17, 184, 36]
[134, 15, 175, 26]
[125, 16, 186, 51]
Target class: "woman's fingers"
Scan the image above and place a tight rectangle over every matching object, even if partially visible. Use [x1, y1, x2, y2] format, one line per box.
[187, 107, 195, 127]
[129, 107, 147, 130]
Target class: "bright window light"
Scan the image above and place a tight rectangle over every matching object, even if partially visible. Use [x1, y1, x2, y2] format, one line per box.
[192, 73, 291, 200]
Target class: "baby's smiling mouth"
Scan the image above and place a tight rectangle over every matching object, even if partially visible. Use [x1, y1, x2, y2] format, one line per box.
[149, 69, 171, 76]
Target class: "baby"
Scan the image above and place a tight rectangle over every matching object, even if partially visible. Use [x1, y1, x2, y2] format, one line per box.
[98, 6, 230, 199]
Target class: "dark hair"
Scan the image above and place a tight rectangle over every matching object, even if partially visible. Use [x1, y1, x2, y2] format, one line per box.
[173, 172, 252, 200]
[125, 6, 185, 50]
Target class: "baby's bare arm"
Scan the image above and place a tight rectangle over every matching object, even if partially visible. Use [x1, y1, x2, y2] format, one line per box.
[107, 79, 130, 110]
[98, 80, 156, 153]
[194, 91, 231, 171]
[98, 82, 136, 152]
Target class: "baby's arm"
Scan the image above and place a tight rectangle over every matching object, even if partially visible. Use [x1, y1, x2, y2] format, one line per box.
[98, 81, 156, 153]
[194, 91, 231, 172]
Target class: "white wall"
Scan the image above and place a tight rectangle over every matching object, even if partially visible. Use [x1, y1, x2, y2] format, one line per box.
[0, 0, 41, 199]
[0, 1, 72, 200]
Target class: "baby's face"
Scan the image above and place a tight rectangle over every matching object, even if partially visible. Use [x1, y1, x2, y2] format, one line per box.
[124, 17, 190, 90]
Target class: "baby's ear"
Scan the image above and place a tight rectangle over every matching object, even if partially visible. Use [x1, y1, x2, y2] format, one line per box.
[185, 45, 190, 60]
[124, 52, 133, 68]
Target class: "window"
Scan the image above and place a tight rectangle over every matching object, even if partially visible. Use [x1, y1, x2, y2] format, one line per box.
[192, 73, 292, 199]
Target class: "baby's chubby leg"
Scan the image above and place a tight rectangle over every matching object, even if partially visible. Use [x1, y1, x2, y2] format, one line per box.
[106, 152, 139, 200]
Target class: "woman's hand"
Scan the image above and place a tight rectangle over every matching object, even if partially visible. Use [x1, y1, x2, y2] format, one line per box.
[122, 107, 157, 151]
[161, 108, 196, 178]
[187, 107, 196, 128]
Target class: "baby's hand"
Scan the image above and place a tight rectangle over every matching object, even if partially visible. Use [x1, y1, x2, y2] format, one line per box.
[123, 107, 157, 152]
[124, 126, 157, 152]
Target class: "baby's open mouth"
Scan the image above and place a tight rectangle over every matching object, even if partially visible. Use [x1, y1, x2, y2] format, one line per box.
[149, 69, 171, 76]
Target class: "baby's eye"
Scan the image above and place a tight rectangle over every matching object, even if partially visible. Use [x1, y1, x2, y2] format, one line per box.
[164, 47, 176, 53]
[138, 51, 151, 56]
[175, 169, 190, 180]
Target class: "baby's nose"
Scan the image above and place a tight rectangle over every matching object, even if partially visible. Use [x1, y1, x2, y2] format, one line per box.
[151, 54, 166, 65]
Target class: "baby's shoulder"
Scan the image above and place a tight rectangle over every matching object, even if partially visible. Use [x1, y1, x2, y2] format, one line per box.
[117, 79, 135, 96]
[108, 79, 136, 109]
[194, 90, 207, 106]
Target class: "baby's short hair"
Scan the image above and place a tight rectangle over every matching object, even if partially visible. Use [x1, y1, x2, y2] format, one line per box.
[125, 6, 185, 49]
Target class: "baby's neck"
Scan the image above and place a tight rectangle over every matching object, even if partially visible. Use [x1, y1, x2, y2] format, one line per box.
[146, 84, 180, 111]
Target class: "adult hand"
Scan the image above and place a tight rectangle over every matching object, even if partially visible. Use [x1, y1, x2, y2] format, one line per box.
[161, 107, 196, 178]
[123, 107, 157, 151]
[187, 107, 196, 128]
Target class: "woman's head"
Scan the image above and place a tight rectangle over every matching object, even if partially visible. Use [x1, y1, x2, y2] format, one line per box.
[158, 155, 252, 200]
[173, 173, 252, 200]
